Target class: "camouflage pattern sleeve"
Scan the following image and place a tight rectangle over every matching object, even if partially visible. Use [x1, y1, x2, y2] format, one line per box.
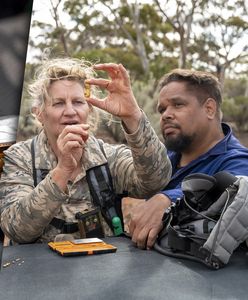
[0, 141, 68, 243]
[101, 111, 171, 198]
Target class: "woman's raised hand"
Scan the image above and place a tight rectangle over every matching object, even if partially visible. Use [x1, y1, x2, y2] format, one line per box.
[86, 63, 142, 133]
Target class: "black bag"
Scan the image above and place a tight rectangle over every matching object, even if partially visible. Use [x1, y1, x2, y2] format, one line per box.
[154, 171, 237, 269]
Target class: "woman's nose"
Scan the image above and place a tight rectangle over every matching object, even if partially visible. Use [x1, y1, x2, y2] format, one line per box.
[64, 103, 76, 115]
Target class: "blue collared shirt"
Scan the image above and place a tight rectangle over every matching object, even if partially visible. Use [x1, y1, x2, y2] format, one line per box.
[160, 123, 248, 202]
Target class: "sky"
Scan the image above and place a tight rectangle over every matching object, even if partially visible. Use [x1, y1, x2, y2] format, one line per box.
[26, 0, 68, 62]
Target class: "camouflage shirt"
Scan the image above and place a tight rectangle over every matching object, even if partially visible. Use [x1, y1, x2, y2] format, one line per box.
[0, 112, 171, 243]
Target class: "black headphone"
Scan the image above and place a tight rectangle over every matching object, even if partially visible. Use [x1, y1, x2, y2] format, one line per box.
[181, 171, 237, 213]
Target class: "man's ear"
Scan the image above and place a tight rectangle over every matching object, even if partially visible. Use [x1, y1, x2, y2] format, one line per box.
[204, 98, 217, 119]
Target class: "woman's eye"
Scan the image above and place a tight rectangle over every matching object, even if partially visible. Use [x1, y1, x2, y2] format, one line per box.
[53, 101, 64, 106]
[74, 100, 86, 105]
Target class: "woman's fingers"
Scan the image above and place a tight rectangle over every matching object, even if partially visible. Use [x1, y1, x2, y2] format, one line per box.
[85, 96, 108, 111]
[93, 63, 129, 83]
[59, 124, 90, 141]
[85, 78, 111, 90]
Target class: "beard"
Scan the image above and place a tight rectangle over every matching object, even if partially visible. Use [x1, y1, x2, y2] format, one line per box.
[163, 132, 194, 152]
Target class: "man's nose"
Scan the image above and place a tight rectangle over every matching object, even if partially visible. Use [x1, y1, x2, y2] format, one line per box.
[161, 107, 174, 120]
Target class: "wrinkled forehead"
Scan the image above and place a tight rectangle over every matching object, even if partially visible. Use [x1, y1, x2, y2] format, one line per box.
[45, 79, 85, 100]
[50, 78, 84, 88]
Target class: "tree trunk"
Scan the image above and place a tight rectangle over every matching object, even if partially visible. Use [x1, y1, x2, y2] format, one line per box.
[130, 2, 149, 74]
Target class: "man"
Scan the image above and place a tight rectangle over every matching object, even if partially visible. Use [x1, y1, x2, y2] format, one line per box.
[128, 69, 248, 250]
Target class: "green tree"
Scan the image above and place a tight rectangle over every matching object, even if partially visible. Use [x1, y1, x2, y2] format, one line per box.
[23, 0, 248, 142]
[222, 77, 248, 132]
[155, 0, 208, 68]
[193, 0, 248, 86]
[29, 0, 176, 80]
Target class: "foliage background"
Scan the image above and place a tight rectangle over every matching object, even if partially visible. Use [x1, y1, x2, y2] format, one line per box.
[18, 0, 248, 146]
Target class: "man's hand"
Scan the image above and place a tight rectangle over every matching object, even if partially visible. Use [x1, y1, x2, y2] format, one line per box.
[85, 63, 142, 133]
[129, 194, 171, 250]
[122, 197, 146, 233]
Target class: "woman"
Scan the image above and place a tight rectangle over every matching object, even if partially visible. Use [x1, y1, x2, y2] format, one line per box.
[0, 58, 171, 243]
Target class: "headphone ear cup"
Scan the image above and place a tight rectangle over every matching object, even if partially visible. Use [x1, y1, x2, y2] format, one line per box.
[181, 173, 217, 210]
[213, 171, 237, 196]
[182, 173, 217, 195]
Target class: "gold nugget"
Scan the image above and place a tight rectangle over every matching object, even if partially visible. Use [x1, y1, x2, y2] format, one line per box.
[84, 82, 91, 98]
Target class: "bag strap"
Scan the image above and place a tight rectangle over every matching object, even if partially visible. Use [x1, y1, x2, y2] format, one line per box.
[31, 137, 124, 236]
[86, 164, 123, 235]
[31, 137, 49, 185]
[0, 228, 4, 270]
[31, 137, 37, 186]
[85, 141, 124, 235]
[49, 218, 78, 234]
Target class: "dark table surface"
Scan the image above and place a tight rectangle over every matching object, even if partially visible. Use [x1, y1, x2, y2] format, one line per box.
[0, 237, 247, 300]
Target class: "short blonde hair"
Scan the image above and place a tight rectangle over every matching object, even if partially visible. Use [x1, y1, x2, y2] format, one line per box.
[29, 57, 96, 109]
[29, 57, 99, 130]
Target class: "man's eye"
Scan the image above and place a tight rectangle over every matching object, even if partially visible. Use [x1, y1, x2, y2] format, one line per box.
[174, 103, 183, 108]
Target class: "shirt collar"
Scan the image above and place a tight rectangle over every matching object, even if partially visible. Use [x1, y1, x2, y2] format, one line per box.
[206, 123, 231, 155]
